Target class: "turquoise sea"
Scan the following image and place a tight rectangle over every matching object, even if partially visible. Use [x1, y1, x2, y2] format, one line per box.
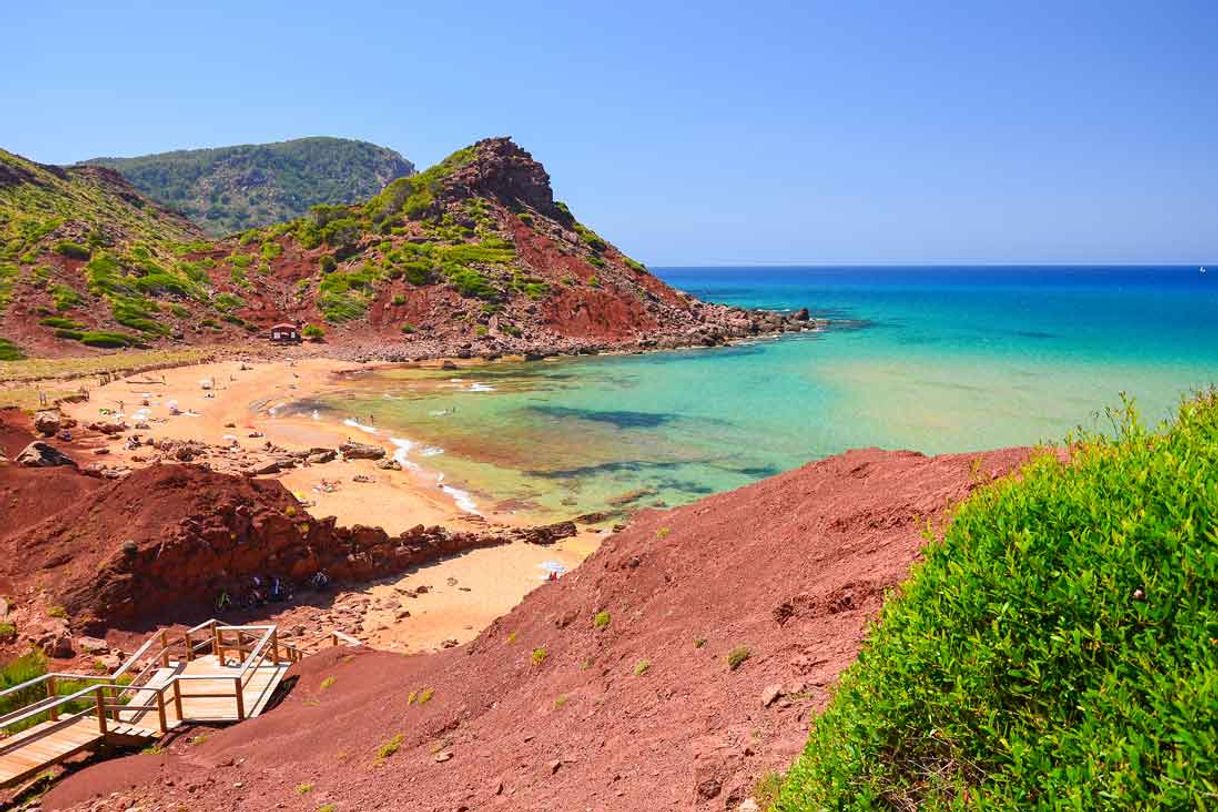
[304, 266, 1218, 519]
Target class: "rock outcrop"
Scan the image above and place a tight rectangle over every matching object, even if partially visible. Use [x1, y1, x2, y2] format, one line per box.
[15, 441, 76, 468]
[0, 463, 509, 631]
[339, 441, 386, 461]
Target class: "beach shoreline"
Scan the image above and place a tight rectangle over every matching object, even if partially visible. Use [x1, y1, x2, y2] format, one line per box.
[58, 355, 603, 651]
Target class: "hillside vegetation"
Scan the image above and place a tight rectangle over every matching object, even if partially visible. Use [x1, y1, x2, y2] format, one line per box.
[84, 137, 413, 236]
[778, 393, 1218, 809]
[2, 137, 744, 359]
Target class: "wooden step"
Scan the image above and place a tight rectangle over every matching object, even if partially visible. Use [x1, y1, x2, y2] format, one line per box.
[105, 723, 159, 740]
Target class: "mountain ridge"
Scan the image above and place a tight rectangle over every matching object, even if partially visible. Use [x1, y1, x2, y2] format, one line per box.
[82, 136, 414, 236]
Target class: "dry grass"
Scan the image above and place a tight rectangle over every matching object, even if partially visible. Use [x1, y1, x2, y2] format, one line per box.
[0, 347, 216, 410]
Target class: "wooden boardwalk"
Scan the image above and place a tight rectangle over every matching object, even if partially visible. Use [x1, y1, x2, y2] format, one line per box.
[0, 620, 332, 788]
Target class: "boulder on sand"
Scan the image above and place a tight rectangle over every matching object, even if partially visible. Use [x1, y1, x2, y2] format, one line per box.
[16, 441, 77, 468]
[33, 410, 62, 436]
[339, 441, 386, 461]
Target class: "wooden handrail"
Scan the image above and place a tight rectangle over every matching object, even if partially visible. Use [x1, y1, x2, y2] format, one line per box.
[0, 683, 111, 731]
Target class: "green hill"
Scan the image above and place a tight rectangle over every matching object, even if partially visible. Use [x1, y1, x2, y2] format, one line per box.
[777, 393, 1218, 809]
[0, 137, 700, 358]
[83, 137, 413, 236]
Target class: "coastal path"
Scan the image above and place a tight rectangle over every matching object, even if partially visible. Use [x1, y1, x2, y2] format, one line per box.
[0, 619, 352, 788]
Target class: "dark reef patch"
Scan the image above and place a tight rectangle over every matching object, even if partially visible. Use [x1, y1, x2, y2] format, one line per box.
[526, 405, 676, 429]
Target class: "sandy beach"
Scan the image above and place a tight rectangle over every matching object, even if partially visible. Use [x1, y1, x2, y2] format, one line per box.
[61, 355, 603, 650]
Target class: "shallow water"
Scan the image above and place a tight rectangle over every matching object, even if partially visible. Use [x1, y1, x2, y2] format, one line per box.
[298, 266, 1218, 518]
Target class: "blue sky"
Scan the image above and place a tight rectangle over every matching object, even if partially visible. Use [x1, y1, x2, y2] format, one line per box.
[3, 1, 1215, 265]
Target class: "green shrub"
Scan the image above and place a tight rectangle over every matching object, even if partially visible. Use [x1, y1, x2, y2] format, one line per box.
[391, 293, 406, 306]
[376, 733, 405, 761]
[593, 611, 611, 630]
[400, 323, 415, 334]
[54, 240, 90, 260]
[213, 292, 245, 312]
[777, 394, 1218, 810]
[0, 338, 24, 361]
[319, 254, 337, 274]
[402, 260, 433, 286]
[633, 659, 651, 676]
[531, 647, 548, 666]
[260, 241, 283, 260]
[522, 282, 549, 301]
[80, 330, 141, 348]
[110, 295, 168, 334]
[38, 316, 82, 330]
[726, 646, 750, 671]
[302, 324, 325, 340]
[50, 284, 82, 311]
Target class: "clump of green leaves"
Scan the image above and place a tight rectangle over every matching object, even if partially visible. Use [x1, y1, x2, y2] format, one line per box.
[531, 647, 548, 666]
[593, 611, 611, 630]
[777, 393, 1218, 810]
[376, 733, 404, 760]
[54, 240, 90, 260]
[633, 659, 651, 677]
[726, 646, 750, 671]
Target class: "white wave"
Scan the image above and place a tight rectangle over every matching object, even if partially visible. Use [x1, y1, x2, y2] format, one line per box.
[467, 382, 495, 392]
[389, 437, 421, 471]
[419, 446, 444, 457]
[343, 418, 379, 434]
[441, 484, 479, 514]
[311, 409, 320, 421]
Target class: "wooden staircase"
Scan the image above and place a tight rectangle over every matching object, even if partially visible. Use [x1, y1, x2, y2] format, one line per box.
[0, 620, 350, 788]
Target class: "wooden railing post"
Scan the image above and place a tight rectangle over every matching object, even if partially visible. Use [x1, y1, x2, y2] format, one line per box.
[233, 678, 245, 720]
[47, 677, 59, 721]
[94, 688, 108, 735]
[214, 626, 222, 662]
[270, 629, 280, 665]
[173, 679, 184, 721]
[159, 630, 170, 667]
[156, 688, 168, 733]
[184, 632, 194, 662]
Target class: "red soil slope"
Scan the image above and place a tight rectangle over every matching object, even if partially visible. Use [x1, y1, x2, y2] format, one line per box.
[0, 412, 510, 637]
[46, 446, 1031, 812]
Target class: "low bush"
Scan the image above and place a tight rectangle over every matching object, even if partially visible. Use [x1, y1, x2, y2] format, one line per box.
[54, 240, 90, 260]
[302, 324, 325, 340]
[593, 611, 611, 630]
[777, 394, 1218, 809]
[79, 331, 140, 348]
[376, 733, 404, 760]
[0, 338, 24, 361]
[726, 646, 750, 671]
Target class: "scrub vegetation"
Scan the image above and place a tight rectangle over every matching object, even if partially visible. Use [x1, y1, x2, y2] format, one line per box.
[778, 393, 1218, 810]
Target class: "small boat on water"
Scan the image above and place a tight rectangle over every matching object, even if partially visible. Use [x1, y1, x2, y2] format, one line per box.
[1202, 266, 1208, 274]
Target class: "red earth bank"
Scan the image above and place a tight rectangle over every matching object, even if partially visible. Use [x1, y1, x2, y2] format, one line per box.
[45, 445, 1032, 811]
